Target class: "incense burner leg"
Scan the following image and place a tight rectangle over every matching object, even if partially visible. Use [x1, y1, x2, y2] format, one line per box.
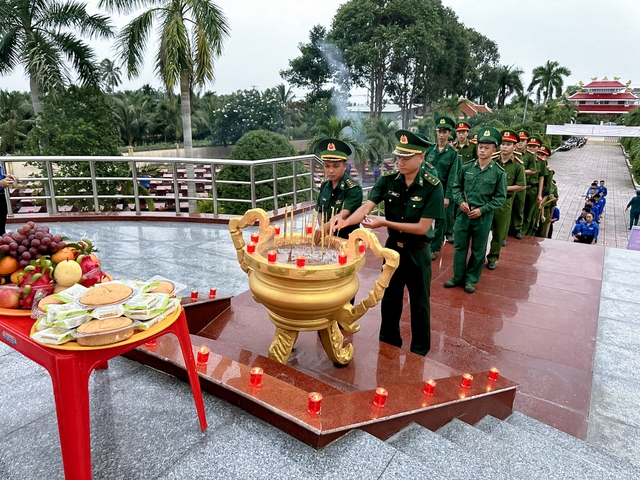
[268, 327, 299, 364]
[319, 321, 354, 365]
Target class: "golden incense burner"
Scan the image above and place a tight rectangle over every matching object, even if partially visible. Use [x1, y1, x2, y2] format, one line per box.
[229, 208, 399, 365]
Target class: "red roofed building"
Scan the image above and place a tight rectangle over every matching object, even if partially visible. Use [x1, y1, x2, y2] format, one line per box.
[459, 98, 492, 118]
[568, 78, 638, 119]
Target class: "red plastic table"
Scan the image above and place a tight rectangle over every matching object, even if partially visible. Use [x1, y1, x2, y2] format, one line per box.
[0, 306, 207, 480]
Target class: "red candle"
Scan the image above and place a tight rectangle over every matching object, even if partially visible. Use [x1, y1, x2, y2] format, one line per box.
[247, 242, 256, 254]
[338, 250, 347, 265]
[145, 338, 157, 347]
[190, 290, 198, 301]
[209, 288, 217, 299]
[29, 209, 34, 214]
[488, 367, 500, 381]
[461, 373, 473, 389]
[274, 225, 281, 235]
[197, 346, 210, 364]
[250, 232, 259, 243]
[296, 255, 306, 267]
[373, 387, 388, 407]
[249, 367, 263, 387]
[423, 379, 436, 395]
[306, 224, 313, 235]
[358, 241, 366, 254]
[267, 250, 277, 263]
[307, 392, 322, 414]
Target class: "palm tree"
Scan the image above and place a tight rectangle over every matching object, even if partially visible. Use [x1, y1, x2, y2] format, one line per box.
[100, 0, 229, 212]
[111, 91, 152, 145]
[99, 58, 122, 93]
[528, 61, 572, 105]
[0, 90, 34, 152]
[361, 117, 395, 167]
[496, 64, 524, 108]
[0, 0, 114, 115]
[435, 96, 467, 120]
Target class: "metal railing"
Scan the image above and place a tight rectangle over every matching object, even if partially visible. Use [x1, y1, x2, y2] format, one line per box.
[1, 154, 323, 218]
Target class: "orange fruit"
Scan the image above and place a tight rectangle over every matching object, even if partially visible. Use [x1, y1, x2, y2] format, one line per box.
[51, 247, 77, 264]
[0, 256, 19, 275]
[10, 268, 25, 284]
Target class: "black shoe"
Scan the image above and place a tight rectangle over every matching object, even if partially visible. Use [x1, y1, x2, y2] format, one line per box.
[501, 239, 507, 247]
[446, 236, 454, 244]
[487, 261, 496, 270]
[515, 232, 522, 239]
[444, 280, 457, 288]
[430, 252, 437, 261]
[464, 283, 475, 294]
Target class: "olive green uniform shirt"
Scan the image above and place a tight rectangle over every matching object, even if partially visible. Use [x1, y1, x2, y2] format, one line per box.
[452, 159, 507, 214]
[368, 164, 445, 244]
[523, 150, 539, 186]
[424, 144, 461, 201]
[455, 141, 477, 163]
[500, 155, 527, 198]
[316, 172, 363, 237]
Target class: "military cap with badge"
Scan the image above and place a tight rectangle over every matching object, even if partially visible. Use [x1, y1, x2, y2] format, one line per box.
[500, 129, 520, 144]
[316, 138, 352, 161]
[393, 130, 432, 157]
[477, 127, 502, 147]
[456, 121, 471, 132]
[435, 116, 455, 131]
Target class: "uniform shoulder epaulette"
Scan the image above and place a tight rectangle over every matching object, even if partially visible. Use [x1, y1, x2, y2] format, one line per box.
[425, 161, 435, 170]
[383, 169, 398, 177]
[423, 171, 440, 186]
[515, 157, 524, 165]
[345, 177, 358, 189]
[495, 162, 505, 171]
[514, 150, 523, 156]
[320, 178, 330, 184]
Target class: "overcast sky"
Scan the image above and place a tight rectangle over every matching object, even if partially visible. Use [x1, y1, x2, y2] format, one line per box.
[2, 0, 639, 101]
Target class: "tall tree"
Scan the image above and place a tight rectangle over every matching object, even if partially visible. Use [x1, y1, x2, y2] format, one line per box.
[496, 64, 524, 108]
[100, 0, 229, 211]
[528, 60, 572, 104]
[0, 0, 114, 115]
[0, 90, 34, 152]
[462, 28, 501, 106]
[99, 58, 122, 93]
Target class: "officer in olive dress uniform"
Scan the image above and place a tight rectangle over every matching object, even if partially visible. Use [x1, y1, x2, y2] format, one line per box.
[445, 127, 507, 293]
[509, 129, 531, 239]
[314, 139, 363, 242]
[337, 130, 444, 356]
[486, 129, 526, 270]
[527, 137, 550, 236]
[454, 121, 477, 163]
[522, 135, 543, 236]
[425, 116, 461, 257]
[536, 145, 554, 237]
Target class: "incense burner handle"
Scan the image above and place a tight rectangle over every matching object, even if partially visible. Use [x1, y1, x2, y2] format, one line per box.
[229, 208, 274, 274]
[332, 228, 400, 333]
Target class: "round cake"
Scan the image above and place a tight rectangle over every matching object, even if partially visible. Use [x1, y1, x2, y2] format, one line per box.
[37, 295, 65, 312]
[79, 283, 133, 307]
[150, 280, 174, 294]
[76, 317, 134, 346]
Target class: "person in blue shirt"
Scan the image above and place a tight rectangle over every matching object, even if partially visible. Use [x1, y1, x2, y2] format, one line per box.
[598, 180, 607, 197]
[139, 174, 151, 190]
[548, 205, 560, 238]
[573, 213, 599, 244]
[0, 140, 18, 234]
[586, 199, 599, 223]
[585, 183, 597, 199]
[575, 207, 590, 225]
[594, 192, 605, 217]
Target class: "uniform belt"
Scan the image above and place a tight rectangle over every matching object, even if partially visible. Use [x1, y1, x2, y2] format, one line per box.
[394, 241, 426, 249]
[526, 184, 537, 189]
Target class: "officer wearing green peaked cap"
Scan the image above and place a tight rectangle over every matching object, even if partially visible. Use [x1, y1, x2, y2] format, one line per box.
[486, 129, 526, 269]
[445, 126, 506, 293]
[454, 121, 477, 163]
[509, 129, 531, 239]
[336, 129, 444, 356]
[315, 138, 363, 241]
[535, 144, 553, 237]
[425, 116, 461, 256]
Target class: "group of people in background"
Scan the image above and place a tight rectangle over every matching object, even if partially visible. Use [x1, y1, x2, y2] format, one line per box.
[572, 180, 606, 244]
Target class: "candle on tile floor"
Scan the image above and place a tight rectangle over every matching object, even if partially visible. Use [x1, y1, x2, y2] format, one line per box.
[190, 290, 198, 301]
[274, 225, 281, 235]
[249, 367, 264, 387]
[250, 232, 259, 243]
[267, 250, 277, 263]
[307, 392, 322, 414]
[460, 373, 473, 389]
[488, 367, 500, 381]
[209, 288, 217, 299]
[423, 379, 436, 395]
[296, 255, 306, 268]
[373, 387, 388, 407]
[306, 224, 313, 235]
[246, 242, 256, 254]
[196, 346, 210, 364]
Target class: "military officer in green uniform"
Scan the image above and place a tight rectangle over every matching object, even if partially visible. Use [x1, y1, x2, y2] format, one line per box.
[509, 129, 531, 239]
[522, 135, 543, 236]
[536, 145, 554, 237]
[454, 121, 477, 163]
[486, 129, 526, 270]
[315, 139, 363, 241]
[336, 130, 444, 356]
[425, 116, 461, 256]
[445, 127, 507, 293]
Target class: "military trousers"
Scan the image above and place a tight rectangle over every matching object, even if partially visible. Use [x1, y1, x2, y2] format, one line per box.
[487, 197, 514, 262]
[430, 202, 454, 252]
[380, 238, 432, 356]
[509, 190, 525, 234]
[536, 206, 551, 238]
[523, 187, 541, 236]
[451, 210, 494, 285]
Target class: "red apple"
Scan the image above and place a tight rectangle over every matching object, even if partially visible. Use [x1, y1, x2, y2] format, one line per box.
[0, 286, 21, 309]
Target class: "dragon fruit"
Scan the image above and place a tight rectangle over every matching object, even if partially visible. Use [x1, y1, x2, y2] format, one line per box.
[17, 257, 55, 309]
[68, 239, 102, 287]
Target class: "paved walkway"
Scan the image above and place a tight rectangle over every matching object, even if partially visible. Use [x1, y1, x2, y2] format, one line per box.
[549, 142, 637, 248]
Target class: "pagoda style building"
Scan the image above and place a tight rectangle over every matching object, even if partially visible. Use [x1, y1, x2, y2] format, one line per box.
[568, 77, 639, 119]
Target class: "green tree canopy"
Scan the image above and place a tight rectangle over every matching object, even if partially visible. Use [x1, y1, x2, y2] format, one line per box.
[528, 60, 572, 104]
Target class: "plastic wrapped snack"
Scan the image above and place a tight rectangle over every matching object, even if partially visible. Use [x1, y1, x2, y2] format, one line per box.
[31, 327, 75, 345]
[135, 298, 181, 330]
[91, 304, 125, 320]
[54, 284, 90, 304]
[146, 275, 187, 297]
[46, 303, 90, 322]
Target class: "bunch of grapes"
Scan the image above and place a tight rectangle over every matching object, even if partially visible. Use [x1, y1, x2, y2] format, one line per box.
[0, 222, 67, 268]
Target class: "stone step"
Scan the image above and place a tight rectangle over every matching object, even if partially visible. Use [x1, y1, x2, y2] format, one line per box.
[475, 415, 612, 479]
[505, 411, 640, 479]
[386, 422, 502, 479]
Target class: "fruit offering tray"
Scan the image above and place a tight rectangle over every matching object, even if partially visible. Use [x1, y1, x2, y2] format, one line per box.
[29, 278, 182, 347]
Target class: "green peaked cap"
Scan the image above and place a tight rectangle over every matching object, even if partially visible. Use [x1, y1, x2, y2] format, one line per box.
[435, 116, 455, 131]
[477, 127, 502, 147]
[393, 130, 432, 157]
[316, 138, 352, 161]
